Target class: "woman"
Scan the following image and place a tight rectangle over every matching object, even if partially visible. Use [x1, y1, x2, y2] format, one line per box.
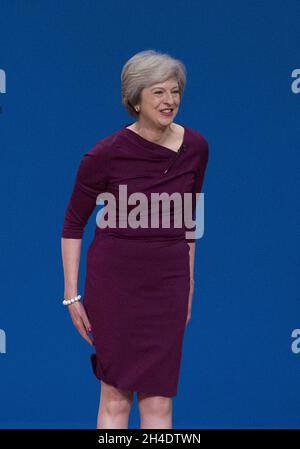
[61, 49, 209, 429]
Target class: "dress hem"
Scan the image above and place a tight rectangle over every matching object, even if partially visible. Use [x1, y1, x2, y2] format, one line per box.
[90, 353, 177, 398]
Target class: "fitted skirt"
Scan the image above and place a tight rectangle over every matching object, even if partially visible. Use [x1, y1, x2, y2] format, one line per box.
[82, 233, 191, 397]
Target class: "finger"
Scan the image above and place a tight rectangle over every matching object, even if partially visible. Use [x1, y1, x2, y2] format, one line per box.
[78, 326, 94, 346]
[83, 334, 94, 346]
[76, 320, 94, 346]
[70, 304, 92, 333]
[82, 314, 92, 333]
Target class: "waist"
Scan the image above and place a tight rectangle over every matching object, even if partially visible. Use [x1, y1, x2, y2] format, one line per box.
[94, 226, 188, 242]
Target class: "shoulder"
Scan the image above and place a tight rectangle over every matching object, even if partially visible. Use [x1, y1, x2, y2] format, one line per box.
[185, 125, 208, 148]
[184, 125, 209, 163]
[83, 127, 123, 160]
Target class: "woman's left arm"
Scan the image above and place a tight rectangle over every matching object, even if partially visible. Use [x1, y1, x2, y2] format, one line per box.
[185, 136, 209, 326]
[186, 241, 195, 326]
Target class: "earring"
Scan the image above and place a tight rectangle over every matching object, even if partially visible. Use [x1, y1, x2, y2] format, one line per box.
[135, 106, 140, 112]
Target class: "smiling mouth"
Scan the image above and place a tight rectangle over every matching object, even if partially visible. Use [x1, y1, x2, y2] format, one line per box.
[159, 109, 174, 115]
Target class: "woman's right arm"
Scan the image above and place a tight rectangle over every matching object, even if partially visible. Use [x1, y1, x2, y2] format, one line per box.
[61, 238, 81, 301]
[61, 237, 94, 346]
[61, 142, 108, 346]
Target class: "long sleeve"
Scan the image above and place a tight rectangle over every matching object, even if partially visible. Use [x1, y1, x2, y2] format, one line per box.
[61, 142, 109, 239]
[185, 139, 209, 243]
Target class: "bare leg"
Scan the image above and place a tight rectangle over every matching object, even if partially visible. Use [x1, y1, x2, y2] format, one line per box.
[137, 393, 173, 429]
[97, 380, 134, 429]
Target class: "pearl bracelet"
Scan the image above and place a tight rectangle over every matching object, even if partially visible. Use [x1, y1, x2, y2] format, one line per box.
[62, 294, 81, 306]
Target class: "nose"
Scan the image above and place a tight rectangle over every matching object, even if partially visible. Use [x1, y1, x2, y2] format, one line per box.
[163, 91, 176, 105]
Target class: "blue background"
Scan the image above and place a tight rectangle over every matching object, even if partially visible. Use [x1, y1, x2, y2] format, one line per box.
[0, 0, 299, 429]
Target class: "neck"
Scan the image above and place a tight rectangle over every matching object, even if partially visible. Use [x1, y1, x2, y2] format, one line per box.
[134, 119, 174, 144]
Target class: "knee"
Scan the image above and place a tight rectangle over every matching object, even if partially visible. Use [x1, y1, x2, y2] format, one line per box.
[105, 397, 132, 416]
[138, 397, 172, 417]
[101, 380, 134, 416]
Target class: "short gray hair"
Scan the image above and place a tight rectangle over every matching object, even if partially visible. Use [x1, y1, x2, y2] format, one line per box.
[121, 49, 187, 118]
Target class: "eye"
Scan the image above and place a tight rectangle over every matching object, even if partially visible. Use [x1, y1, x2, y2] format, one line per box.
[154, 90, 180, 94]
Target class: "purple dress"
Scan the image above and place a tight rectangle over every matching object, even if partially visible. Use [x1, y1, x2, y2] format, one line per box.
[61, 122, 209, 397]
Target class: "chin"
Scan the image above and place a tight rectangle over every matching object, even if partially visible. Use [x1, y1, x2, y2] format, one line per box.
[157, 114, 174, 122]
[161, 117, 176, 128]
[157, 118, 173, 128]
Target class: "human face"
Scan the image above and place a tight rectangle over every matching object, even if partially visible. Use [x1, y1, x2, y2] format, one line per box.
[138, 77, 181, 127]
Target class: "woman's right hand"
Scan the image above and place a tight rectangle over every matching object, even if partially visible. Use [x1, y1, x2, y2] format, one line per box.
[68, 301, 94, 346]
